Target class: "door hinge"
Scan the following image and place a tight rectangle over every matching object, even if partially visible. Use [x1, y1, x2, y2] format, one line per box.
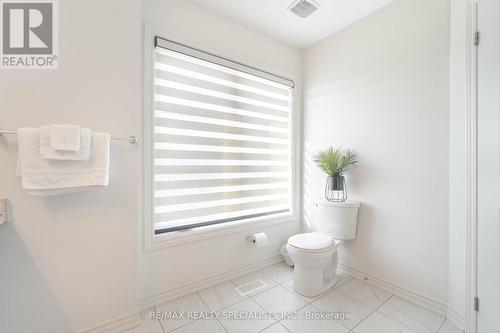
[474, 31, 480, 46]
[474, 296, 479, 311]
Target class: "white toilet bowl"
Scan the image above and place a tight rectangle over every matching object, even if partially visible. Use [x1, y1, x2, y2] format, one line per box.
[286, 200, 360, 297]
[287, 232, 339, 297]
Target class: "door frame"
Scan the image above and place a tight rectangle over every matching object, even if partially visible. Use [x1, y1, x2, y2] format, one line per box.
[465, 1, 478, 332]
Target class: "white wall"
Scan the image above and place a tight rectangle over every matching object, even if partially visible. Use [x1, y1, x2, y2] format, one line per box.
[447, 0, 468, 326]
[0, 0, 141, 332]
[0, 0, 460, 330]
[303, 0, 450, 303]
[139, 0, 302, 305]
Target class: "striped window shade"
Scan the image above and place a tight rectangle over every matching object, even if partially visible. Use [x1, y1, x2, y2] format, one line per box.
[151, 38, 295, 235]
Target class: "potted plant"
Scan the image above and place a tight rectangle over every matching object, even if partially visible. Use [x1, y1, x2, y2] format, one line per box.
[313, 147, 359, 202]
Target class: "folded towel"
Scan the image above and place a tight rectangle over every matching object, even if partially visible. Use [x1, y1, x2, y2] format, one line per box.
[17, 128, 110, 196]
[49, 124, 81, 151]
[40, 126, 92, 160]
[26, 186, 106, 197]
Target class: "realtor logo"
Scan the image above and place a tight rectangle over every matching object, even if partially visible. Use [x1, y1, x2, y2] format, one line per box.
[1, 0, 57, 69]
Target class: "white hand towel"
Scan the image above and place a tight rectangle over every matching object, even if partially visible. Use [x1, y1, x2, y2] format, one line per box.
[17, 128, 110, 196]
[40, 126, 92, 160]
[27, 186, 106, 196]
[49, 124, 81, 151]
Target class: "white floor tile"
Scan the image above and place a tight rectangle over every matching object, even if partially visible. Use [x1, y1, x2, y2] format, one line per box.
[251, 285, 307, 319]
[311, 290, 373, 329]
[171, 319, 225, 333]
[142, 270, 451, 333]
[218, 298, 276, 333]
[198, 281, 248, 311]
[280, 305, 349, 333]
[156, 293, 209, 332]
[437, 320, 463, 333]
[231, 271, 278, 297]
[336, 279, 392, 309]
[261, 262, 294, 283]
[260, 322, 290, 333]
[378, 296, 445, 333]
[353, 311, 417, 333]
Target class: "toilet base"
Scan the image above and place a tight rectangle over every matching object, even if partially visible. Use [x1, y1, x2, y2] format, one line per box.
[292, 268, 338, 297]
[291, 253, 339, 298]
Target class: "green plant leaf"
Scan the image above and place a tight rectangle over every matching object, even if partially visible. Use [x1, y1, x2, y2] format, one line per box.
[313, 147, 359, 177]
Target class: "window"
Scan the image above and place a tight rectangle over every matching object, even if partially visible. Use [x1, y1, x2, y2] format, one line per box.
[148, 37, 296, 236]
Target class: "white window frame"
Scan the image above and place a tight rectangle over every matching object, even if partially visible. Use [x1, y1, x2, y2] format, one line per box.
[142, 28, 301, 250]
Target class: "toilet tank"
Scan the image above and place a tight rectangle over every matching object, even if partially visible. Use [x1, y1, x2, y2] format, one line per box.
[312, 200, 361, 240]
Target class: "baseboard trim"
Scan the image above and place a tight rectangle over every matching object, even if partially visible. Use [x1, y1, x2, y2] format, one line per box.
[138, 254, 284, 311]
[77, 308, 141, 333]
[337, 263, 448, 317]
[447, 306, 466, 331]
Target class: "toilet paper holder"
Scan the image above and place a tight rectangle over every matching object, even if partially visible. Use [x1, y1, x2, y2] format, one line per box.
[246, 235, 257, 243]
[247, 232, 269, 247]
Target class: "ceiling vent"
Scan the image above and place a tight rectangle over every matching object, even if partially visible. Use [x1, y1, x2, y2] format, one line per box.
[288, 0, 320, 18]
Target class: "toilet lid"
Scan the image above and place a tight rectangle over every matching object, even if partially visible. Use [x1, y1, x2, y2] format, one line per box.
[288, 232, 333, 251]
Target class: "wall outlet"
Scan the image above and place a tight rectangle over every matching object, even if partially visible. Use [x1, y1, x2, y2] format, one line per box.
[0, 198, 9, 224]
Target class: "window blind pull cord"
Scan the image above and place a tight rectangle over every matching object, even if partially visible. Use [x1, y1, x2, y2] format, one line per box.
[0, 129, 139, 144]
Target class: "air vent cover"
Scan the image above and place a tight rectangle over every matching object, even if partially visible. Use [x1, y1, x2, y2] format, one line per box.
[288, 0, 320, 18]
[234, 279, 268, 296]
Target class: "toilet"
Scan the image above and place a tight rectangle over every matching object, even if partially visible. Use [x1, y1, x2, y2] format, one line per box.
[287, 200, 360, 297]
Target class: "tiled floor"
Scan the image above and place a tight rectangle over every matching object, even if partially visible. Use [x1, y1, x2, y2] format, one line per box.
[131, 262, 462, 333]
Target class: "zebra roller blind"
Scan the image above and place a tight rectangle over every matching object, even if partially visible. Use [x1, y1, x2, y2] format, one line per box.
[153, 38, 294, 234]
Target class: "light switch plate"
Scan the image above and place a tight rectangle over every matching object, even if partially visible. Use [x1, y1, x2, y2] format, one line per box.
[0, 198, 8, 224]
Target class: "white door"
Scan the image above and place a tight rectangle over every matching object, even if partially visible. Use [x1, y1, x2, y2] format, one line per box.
[477, 0, 500, 332]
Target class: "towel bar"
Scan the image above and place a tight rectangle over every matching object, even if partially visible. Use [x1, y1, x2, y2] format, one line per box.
[0, 129, 138, 144]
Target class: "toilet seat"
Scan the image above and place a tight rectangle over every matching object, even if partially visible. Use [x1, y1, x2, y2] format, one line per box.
[288, 232, 333, 252]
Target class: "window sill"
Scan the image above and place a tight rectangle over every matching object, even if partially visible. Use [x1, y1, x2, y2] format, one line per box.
[145, 213, 296, 251]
